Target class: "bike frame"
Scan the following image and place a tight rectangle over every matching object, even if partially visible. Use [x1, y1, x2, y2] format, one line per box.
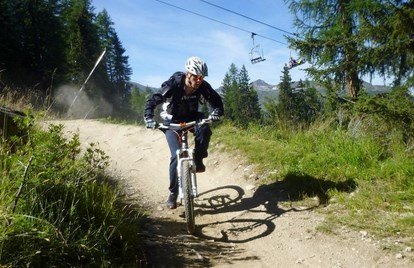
[158, 118, 212, 234]
[158, 118, 211, 200]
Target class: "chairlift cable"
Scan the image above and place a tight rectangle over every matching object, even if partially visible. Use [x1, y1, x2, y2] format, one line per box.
[199, 0, 297, 37]
[153, 0, 288, 45]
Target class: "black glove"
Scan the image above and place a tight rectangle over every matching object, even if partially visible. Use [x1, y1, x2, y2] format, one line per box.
[144, 118, 157, 129]
[210, 109, 221, 122]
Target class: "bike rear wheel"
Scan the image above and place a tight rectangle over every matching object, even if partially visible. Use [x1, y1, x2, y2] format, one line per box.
[182, 161, 195, 234]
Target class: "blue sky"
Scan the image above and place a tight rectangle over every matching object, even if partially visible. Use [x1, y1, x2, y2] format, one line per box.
[91, 0, 310, 89]
[91, 0, 388, 89]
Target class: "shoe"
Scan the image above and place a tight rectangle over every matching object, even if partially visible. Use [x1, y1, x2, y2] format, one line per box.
[166, 193, 177, 209]
[195, 159, 206, 173]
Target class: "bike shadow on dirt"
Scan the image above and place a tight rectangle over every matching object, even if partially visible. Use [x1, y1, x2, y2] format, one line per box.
[139, 173, 357, 267]
[194, 172, 357, 243]
[140, 210, 249, 267]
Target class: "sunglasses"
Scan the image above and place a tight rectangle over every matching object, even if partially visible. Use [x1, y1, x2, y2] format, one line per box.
[191, 74, 204, 82]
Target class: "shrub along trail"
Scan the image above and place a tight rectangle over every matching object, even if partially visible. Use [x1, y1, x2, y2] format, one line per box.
[57, 119, 412, 267]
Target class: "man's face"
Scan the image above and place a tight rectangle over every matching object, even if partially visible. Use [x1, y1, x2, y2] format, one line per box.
[186, 72, 204, 89]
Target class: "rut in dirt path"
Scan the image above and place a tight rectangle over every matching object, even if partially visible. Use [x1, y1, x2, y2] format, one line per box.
[56, 119, 413, 268]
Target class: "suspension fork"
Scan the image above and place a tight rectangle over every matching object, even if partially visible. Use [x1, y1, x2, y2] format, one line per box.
[176, 132, 198, 199]
[183, 132, 198, 198]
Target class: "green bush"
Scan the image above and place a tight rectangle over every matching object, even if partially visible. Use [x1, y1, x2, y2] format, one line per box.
[353, 86, 414, 142]
[0, 120, 145, 267]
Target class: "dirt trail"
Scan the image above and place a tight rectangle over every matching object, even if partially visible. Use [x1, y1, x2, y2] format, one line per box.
[54, 119, 412, 267]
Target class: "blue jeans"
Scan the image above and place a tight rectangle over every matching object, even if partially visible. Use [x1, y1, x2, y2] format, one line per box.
[165, 124, 212, 194]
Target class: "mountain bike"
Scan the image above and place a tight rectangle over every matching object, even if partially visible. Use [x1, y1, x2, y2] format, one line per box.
[158, 118, 212, 234]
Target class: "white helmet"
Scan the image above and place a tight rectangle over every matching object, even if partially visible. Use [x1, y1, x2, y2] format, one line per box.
[185, 56, 208, 77]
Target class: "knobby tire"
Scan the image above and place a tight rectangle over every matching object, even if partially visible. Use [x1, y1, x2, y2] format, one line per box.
[182, 161, 195, 234]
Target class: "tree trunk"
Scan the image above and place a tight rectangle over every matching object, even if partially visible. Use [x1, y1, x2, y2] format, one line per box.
[340, 0, 360, 99]
[346, 70, 360, 99]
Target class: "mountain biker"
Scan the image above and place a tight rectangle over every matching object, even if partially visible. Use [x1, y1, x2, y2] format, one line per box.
[144, 56, 224, 209]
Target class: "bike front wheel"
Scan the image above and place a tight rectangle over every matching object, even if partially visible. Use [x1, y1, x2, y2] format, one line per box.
[182, 161, 195, 234]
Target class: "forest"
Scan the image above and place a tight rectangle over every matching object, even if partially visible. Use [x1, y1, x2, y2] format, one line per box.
[0, 0, 131, 117]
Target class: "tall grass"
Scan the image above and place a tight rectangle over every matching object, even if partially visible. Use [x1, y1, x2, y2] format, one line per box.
[213, 117, 414, 249]
[0, 115, 146, 266]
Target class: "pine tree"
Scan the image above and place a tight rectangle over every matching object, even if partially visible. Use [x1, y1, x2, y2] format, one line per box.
[96, 10, 132, 104]
[96, 9, 115, 81]
[287, 0, 414, 98]
[364, 1, 414, 86]
[221, 63, 239, 121]
[291, 80, 322, 124]
[287, 0, 362, 98]
[0, 0, 66, 90]
[221, 64, 260, 127]
[237, 65, 261, 125]
[61, 0, 104, 85]
[111, 32, 132, 99]
[278, 66, 294, 121]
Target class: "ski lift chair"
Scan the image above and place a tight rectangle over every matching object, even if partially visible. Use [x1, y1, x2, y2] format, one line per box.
[287, 48, 305, 69]
[250, 33, 266, 64]
[287, 57, 306, 69]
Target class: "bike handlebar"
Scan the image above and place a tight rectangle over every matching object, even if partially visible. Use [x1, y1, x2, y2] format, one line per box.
[157, 117, 213, 131]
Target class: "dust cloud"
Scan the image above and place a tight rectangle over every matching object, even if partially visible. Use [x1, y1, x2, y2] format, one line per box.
[53, 85, 113, 118]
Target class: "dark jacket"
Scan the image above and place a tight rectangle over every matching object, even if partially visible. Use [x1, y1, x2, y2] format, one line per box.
[144, 72, 224, 122]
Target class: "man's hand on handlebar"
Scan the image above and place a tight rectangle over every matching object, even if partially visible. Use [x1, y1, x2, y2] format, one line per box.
[209, 115, 220, 122]
[209, 109, 221, 122]
[145, 118, 157, 129]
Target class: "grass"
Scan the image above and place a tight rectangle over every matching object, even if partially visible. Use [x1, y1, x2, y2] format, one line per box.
[2, 84, 412, 262]
[0, 111, 147, 266]
[212, 119, 414, 251]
